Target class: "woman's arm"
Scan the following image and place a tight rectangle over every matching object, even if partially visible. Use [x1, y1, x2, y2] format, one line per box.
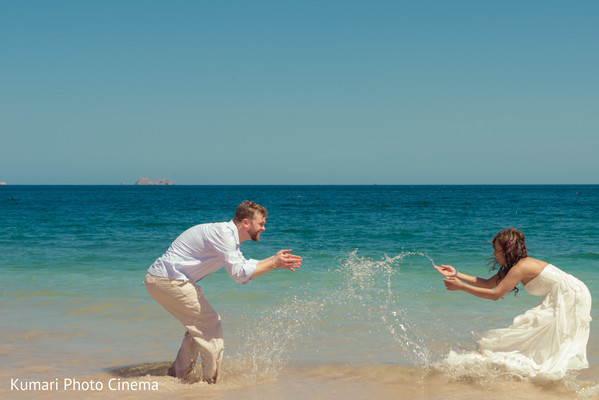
[434, 265, 498, 289]
[443, 266, 524, 301]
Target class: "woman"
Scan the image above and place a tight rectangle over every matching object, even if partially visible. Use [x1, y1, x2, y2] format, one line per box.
[435, 228, 592, 380]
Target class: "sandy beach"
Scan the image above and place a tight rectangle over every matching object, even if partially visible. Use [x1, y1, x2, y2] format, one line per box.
[4, 360, 599, 400]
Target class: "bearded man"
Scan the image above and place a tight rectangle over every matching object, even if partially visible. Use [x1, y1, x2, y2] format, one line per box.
[144, 201, 302, 383]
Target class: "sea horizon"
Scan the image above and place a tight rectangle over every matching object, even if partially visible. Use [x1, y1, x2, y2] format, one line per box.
[3, 183, 599, 186]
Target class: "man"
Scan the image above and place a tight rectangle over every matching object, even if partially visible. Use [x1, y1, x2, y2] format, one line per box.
[144, 201, 302, 384]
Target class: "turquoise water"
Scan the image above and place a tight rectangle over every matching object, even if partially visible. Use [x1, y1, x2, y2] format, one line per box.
[1, 185, 598, 393]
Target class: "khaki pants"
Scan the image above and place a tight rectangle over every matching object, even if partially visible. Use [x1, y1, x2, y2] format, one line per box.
[144, 273, 224, 383]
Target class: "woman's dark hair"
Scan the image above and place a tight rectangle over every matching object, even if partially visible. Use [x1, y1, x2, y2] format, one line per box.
[489, 227, 528, 294]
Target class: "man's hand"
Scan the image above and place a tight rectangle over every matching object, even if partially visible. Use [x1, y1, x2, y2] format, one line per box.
[251, 249, 303, 279]
[273, 249, 302, 272]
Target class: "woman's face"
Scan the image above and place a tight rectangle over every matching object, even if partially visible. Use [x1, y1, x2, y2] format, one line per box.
[493, 241, 506, 266]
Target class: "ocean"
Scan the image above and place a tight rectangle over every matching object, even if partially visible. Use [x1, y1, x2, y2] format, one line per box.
[1, 185, 598, 399]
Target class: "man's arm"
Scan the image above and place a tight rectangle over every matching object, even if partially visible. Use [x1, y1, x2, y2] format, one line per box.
[250, 249, 302, 279]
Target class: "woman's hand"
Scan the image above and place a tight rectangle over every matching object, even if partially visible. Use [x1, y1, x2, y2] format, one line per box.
[434, 264, 457, 278]
[443, 277, 463, 291]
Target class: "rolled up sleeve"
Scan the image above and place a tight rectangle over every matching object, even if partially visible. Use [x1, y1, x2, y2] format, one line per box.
[209, 227, 257, 284]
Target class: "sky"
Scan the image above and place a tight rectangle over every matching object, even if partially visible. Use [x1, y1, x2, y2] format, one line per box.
[1, 0, 598, 185]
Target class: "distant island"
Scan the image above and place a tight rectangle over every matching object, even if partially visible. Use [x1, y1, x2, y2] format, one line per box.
[0, 182, 6, 185]
[134, 178, 176, 186]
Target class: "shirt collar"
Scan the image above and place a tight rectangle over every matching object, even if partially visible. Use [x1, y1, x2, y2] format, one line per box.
[227, 220, 241, 248]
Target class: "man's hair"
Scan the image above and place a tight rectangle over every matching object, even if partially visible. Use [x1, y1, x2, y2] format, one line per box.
[233, 201, 267, 222]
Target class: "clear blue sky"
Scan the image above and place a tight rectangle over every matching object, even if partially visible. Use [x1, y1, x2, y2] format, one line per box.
[2, 1, 598, 184]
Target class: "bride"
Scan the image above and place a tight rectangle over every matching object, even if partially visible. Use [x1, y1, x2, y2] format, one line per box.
[435, 227, 592, 380]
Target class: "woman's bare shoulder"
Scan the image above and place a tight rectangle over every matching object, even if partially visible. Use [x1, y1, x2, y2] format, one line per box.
[515, 257, 548, 275]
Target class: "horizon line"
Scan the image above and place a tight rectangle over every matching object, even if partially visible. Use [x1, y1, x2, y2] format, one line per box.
[1, 183, 598, 187]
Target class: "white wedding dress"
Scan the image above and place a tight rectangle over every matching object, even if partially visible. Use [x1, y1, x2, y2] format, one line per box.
[446, 264, 592, 381]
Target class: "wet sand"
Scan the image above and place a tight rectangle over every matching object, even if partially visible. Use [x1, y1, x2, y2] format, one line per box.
[4, 360, 598, 400]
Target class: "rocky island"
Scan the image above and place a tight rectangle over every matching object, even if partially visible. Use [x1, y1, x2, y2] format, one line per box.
[135, 178, 176, 186]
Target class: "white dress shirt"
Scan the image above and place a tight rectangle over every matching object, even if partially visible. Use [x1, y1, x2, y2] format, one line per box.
[147, 220, 258, 284]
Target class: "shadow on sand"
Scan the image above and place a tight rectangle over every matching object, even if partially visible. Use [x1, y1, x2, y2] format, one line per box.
[105, 361, 172, 378]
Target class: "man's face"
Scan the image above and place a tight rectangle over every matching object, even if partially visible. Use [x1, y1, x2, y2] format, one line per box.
[247, 214, 266, 242]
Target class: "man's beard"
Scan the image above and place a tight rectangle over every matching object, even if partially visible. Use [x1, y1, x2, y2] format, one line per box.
[249, 229, 261, 242]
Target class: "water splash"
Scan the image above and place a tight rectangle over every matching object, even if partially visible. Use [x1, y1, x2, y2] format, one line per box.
[338, 249, 438, 368]
[226, 296, 323, 386]
[385, 251, 435, 268]
[224, 249, 442, 382]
